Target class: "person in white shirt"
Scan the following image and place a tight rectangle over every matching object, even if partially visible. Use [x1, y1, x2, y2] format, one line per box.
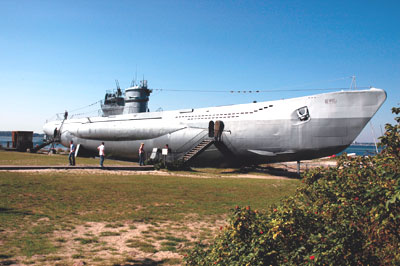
[97, 142, 105, 168]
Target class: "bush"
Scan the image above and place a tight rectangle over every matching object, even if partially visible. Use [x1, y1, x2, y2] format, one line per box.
[185, 107, 400, 266]
[379, 107, 400, 159]
[152, 159, 191, 171]
[145, 158, 157, 166]
[153, 160, 166, 170]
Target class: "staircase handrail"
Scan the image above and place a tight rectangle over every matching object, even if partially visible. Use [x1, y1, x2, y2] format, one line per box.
[219, 132, 237, 153]
[175, 129, 210, 154]
[56, 117, 68, 140]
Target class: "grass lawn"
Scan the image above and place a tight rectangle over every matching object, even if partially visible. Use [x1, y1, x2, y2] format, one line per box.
[0, 150, 301, 265]
[0, 150, 134, 166]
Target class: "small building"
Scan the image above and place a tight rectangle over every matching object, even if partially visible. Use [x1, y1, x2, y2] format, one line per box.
[12, 131, 33, 152]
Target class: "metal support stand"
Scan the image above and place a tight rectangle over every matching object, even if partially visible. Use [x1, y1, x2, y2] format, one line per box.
[297, 160, 301, 175]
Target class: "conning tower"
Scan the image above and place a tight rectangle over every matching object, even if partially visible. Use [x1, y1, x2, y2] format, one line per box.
[124, 80, 152, 114]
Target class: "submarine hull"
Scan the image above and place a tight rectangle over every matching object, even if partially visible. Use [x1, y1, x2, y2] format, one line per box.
[43, 88, 386, 164]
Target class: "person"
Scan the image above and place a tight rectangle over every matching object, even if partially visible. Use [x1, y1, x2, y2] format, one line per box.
[214, 120, 224, 141]
[138, 143, 145, 166]
[64, 110, 68, 120]
[69, 140, 76, 166]
[97, 142, 105, 168]
[53, 128, 58, 139]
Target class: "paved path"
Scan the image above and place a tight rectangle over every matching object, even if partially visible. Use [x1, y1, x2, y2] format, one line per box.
[0, 165, 154, 170]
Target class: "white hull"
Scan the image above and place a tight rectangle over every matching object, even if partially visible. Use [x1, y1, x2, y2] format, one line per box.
[43, 88, 386, 164]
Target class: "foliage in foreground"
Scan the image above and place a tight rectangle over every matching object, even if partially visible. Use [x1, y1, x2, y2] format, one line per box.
[185, 107, 400, 266]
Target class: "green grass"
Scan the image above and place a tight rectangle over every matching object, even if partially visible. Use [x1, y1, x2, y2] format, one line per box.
[73, 237, 99, 245]
[164, 236, 188, 243]
[100, 231, 121, 237]
[0, 152, 300, 264]
[0, 172, 297, 227]
[0, 150, 134, 166]
[126, 240, 157, 253]
[71, 253, 85, 259]
[160, 243, 177, 252]
[105, 223, 124, 228]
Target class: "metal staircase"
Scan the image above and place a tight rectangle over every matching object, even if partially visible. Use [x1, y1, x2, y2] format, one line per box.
[181, 136, 238, 164]
[182, 139, 215, 163]
[31, 139, 55, 153]
[57, 117, 67, 139]
[31, 116, 67, 153]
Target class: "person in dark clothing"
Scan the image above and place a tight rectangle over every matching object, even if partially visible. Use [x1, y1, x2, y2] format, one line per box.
[69, 141, 76, 166]
[165, 144, 170, 152]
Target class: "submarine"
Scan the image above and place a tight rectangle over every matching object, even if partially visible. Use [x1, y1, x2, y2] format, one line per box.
[43, 80, 386, 165]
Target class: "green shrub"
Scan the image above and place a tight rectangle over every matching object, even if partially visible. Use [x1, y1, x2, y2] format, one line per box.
[166, 159, 192, 171]
[153, 159, 191, 171]
[379, 107, 400, 159]
[153, 161, 166, 170]
[185, 107, 400, 266]
[145, 158, 157, 165]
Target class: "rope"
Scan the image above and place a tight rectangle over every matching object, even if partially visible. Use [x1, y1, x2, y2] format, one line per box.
[153, 87, 370, 94]
[46, 76, 369, 120]
[70, 109, 101, 118]
[152, 76, 366, 94]
[69, 100, 102, 113]
[46, 100, 102, 121]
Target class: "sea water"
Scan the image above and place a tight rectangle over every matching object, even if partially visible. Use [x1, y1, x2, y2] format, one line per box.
[0, 136, 65, 150]
[339, 145, 382, 156]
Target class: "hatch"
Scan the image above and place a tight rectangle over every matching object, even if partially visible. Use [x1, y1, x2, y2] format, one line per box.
[208, 121, 214, 137]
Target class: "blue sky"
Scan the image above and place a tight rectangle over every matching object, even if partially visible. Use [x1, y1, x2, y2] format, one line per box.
[0, 0, 399, 142]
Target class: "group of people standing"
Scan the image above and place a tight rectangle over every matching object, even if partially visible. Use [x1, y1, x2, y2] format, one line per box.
[68, 141, 105, 167]
[138, 143, 170, 166]
[63, 108, 161, 167]
[67, 141, 158, 167]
